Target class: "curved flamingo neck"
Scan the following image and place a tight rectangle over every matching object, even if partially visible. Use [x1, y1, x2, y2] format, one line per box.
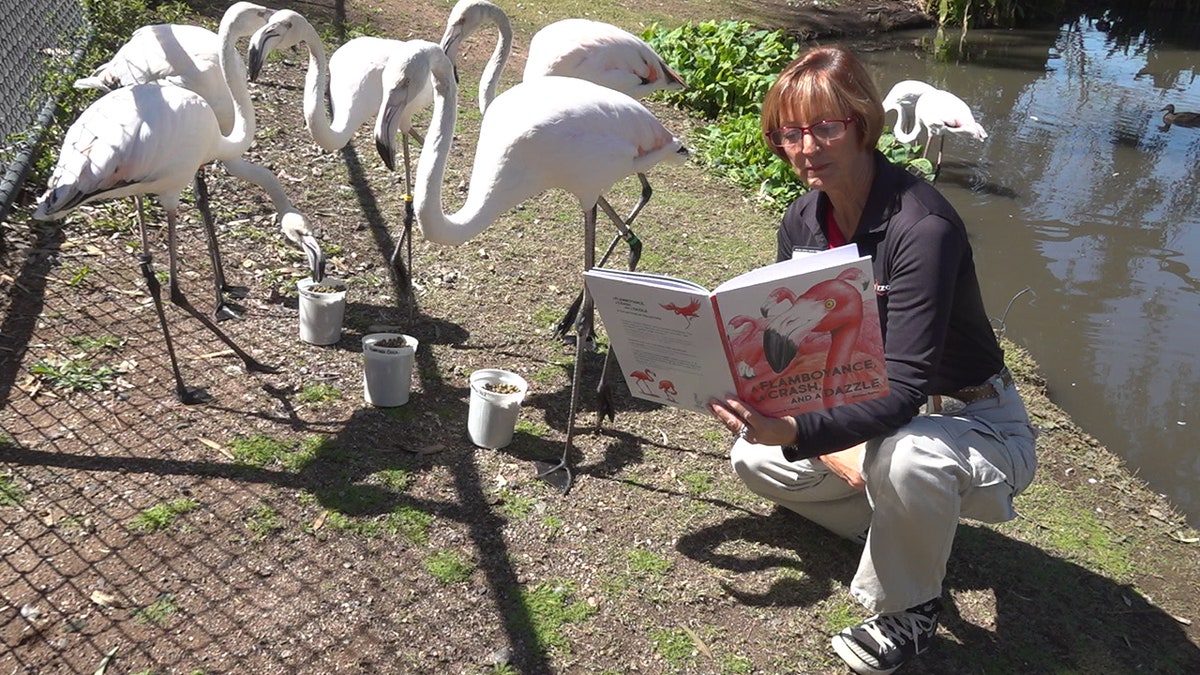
[214, 14, 256, 159]
[415, 62, 518, 247]
[294, 22, 361, 152]
[476, 5, 513, 114]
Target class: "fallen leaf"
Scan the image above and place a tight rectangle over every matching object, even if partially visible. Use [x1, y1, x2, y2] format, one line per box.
[197, 437, 234, 460]
[682, 626, 713, 659]
[1168, 531, 1199, 544]
[312, 510, 328, 531]
[90, 590, 122, 608]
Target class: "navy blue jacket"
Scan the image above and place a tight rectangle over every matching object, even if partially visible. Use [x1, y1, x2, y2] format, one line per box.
[776, 151, 1005, 458]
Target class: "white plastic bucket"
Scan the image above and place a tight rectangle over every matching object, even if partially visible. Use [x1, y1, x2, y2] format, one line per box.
[362, 333, 418, 407]
[467, 369, 529, 449]
[297, 277, 347, 345]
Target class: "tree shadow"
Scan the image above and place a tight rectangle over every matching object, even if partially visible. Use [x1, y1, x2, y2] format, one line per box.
[677, 514, 1200, 672]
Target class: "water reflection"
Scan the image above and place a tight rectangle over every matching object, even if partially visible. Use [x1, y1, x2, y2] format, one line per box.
[851, 10, 1200, 526]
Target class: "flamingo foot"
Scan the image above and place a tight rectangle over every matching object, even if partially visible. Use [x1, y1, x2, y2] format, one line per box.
[177, 386, 213, 405]
[213, 301, 243, 322]
[534, 459, 572, 494]
[222, 283, 250, 299]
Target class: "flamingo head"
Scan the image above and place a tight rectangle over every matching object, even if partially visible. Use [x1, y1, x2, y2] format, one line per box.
[374, 41, 449, 171]
[762, 279, 863, 374]
[440, 0, 501, 67]
[279, 210, 326, 283]
[246, 9, 306, 82]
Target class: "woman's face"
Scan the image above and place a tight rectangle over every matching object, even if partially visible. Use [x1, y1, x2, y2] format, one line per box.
[773, 102, 867, 195]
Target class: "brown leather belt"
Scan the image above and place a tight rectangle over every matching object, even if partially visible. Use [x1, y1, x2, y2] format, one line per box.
[947, 368, 1014, 404]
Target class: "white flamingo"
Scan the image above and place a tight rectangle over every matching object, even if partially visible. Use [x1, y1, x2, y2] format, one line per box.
[245, 9, 507, 285]
[74, 3, 325, 315]
[882, 79, 937, 144]
[883, 80, 987, 177]
[373, 43, 688, 489]
[33, 2, 281, 404]
[439, 0, 688, 337]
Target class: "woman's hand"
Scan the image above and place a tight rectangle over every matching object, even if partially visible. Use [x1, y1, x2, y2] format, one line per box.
[708, 396, 798, 447]
[818, 444, 866, 491]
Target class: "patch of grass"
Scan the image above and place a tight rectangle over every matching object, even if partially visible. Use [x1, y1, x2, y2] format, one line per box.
[628, 548, 673, 578]
[66, 264, 94, 286]
[245, 504, 283, 538]
[822, 599, 861, 634]
[1018, 481, 1134, 579]
[297, 383, 342, 404]
[133, 593, 179, 626]
[649, 627, 695, 667]
[129, 498, 199, 533]
[66, 334, 123, 351]
[385, 406, 417, 422]
[541, 514, 564, 539]
[529, 361, 569, 385]
[230, 434, 295, 469]
[514, 419, 551, 438]
[678, 470, 714, 496]
[0, 474, 26, 507]
[495, 488, 537, 519]
[374, 468, 412, 492]
[721, 653, 754, 674]
[425, 549, 474, 584]
[518, 580, 597, 654]
[280, 436, 329, 472]
[385, 504, 434, 544]
[29, 357, 119, 392]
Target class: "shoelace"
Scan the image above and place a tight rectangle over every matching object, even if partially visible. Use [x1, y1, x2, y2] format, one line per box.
[861, 610, 937, 652]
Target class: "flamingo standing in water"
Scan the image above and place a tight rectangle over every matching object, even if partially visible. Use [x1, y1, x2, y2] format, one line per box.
[75, 3, 325, 315]
[33, 2, 280, 403]
[373, 43, 688, 491]
[882, 80, 987, 178]
[438, 0, 688, 339]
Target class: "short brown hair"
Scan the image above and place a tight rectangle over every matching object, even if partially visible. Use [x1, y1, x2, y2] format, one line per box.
[761, 46, 884, 160]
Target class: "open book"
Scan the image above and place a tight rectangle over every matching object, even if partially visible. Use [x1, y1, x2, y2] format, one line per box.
[583, 244, 888, 417]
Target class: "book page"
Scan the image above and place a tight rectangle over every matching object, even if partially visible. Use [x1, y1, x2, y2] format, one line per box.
[711, 246, 889, 417]
[584, 269, 736, 414]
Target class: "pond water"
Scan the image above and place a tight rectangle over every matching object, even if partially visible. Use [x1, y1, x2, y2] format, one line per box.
[845, 10, 1200, 527]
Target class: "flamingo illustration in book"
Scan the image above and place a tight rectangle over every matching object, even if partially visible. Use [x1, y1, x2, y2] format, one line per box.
[660, 297, 702, 328]
[726, 314, 770, 379]
[747, 270, 888, 410]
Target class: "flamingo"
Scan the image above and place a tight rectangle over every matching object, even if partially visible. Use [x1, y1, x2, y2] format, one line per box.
[373, 43, 688, 491]
[438, 0, 688, 339]
[245, 9, 508, 287]
[761, 278, 865, 405]
[882, 79, 937, 144]
[32, 2, 280, 404]
[726, 315, 770, 380]
[913, 87, 988, 177]
[74, 3, 324, 315]
[630, 368, 657, 395]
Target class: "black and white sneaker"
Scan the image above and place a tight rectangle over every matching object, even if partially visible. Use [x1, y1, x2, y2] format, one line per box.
[831, 598, 941, 675]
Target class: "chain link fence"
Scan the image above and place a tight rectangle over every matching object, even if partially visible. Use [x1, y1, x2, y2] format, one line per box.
[0, 0, 90, 223]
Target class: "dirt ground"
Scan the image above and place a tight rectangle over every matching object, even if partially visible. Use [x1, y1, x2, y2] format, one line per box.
[2, 0, 1199, 673]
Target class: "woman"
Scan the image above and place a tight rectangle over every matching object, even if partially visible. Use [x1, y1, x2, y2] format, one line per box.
[708, 46, 1037, 675]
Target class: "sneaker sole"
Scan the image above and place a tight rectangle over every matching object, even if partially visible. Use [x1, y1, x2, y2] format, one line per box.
[830, 633, 901, 675]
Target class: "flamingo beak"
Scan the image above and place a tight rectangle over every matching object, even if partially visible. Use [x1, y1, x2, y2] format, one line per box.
[762, 329, 798, 374]
[439, 28, 462, 84]
[301, 234, 325, 283]
[247, 27, 281, 82]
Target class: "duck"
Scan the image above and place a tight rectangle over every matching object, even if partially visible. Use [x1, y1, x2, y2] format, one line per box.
[1161, 104, 1200, 128]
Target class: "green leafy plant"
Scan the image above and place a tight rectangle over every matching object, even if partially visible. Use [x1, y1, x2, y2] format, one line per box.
[649, 627, 696, 667]
[245, 504, 283, 538]
[628, 548, 673, 578]
[385, 504, 434, 544]
[229, 434, 295, 468]
[644, 20, 798, 120]
[29, 357, 118, 392]
[66, 334, 122, 351]
[129, 499, 198, 533]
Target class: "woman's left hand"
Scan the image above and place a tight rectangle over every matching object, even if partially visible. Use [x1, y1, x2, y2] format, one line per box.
[708, 397, 799, 447]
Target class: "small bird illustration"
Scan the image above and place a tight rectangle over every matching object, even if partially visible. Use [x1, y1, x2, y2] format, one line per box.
[630, 369, 657, 395]
[661, 298, 702, 327]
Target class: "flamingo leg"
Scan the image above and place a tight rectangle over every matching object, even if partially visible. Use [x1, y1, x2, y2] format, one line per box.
[139, 201, 207, 404]
[537, 205, 599, 494]
[552, 178, 650, 342]
[192, 168, 246, 322]
[933, 134, 947, 181]
[164, 201, 279, 376]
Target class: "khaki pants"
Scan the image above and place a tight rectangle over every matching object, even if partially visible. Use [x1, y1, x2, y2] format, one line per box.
[730, 379, 1037, 614]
